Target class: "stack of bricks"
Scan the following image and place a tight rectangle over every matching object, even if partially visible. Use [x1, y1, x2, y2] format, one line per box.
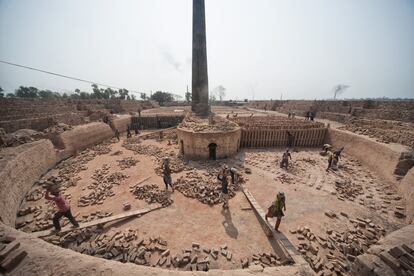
[129, 184, 173, 207]
[46, 227, 281, 271]
[174, 170, 242, 205]
[291, 214, 386, 275]
[78, 165, 129, 207]
[116, 157, 139, 170]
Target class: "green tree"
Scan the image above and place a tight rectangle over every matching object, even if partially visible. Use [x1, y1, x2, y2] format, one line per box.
[38, 90, 59, 98]
[15, 86, 39, 98]
[0, 86, 3, 98]
[91, 84, 104, 99]
[150, 91, 174, 104]
[140, 93, 147, 100]
[118, 88, 129, 100]
[185, 91, 192, 102]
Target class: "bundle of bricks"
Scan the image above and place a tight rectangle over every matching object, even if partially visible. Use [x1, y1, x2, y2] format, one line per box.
[129, 184, 173, 207]
[291, 214, 386, 274]
[117, 157, 139, 170]
[174, 170, 242, 205]
[47, 227, 281, 271]
[0, 230, 28, 274]
[78, 165, 129, 207]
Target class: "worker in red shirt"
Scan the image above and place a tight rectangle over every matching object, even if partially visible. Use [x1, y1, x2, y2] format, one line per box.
[45, 190, 79, 232]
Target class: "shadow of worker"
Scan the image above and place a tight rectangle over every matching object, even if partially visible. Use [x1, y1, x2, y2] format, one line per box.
[221, 208, 238, 239]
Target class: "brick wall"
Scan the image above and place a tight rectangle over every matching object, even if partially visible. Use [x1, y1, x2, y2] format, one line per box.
[0, 98, 149, 133]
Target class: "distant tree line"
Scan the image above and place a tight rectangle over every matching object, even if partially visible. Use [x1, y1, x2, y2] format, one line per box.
[0, 84, 137, 100]
[0, 85, 186, 105]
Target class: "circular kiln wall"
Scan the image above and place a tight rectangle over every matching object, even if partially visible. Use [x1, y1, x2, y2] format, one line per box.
[177, 127, 241, 160]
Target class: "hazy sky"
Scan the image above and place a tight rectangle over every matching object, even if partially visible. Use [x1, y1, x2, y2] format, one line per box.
[1, 0, 413, 100]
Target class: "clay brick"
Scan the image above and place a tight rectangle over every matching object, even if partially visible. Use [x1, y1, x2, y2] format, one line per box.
[226, 251, 232, 261]
[161, 249, 170, 257]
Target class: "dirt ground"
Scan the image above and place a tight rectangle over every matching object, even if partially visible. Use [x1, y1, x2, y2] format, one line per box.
[15, 107, 409, 273]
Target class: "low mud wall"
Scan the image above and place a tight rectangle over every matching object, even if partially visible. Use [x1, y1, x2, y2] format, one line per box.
[325, 129, 401, 185]
[112, 115, 132, 133]
[400, 168, 414, 223]
[0, 140, 60, 226]
[326, 129, 414, 223]
[58, 122, 113, 154]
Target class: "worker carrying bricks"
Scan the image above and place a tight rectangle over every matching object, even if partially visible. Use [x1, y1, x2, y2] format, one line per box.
[280, 149, 292, 169]
[265, 192, 286, 232]
[162, 157, 174, 192]
[217, 165, 229, 208]
[45, 189, 79, 233]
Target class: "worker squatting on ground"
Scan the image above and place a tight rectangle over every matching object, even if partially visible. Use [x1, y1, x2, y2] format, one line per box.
[45, 190, 79, 232]
[217, 166, 229, 209]
[326, 147, 344, 172]
[280, 149, 292, 169]
[162, 157, 174, 192]
[114, 129, 120, 141]
[265, 192, 286, 232]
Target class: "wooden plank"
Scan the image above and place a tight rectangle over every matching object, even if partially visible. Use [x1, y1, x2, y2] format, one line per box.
[242, 187, 307, 266]
[31, 204, 163, 238]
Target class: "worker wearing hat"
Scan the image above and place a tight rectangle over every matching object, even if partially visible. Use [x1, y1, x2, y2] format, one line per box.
[265, 192, 286, 232]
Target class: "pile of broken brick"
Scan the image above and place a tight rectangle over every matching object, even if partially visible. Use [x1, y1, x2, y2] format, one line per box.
[291, 213, 387, 274]
[123, 142, 164, 158]
[334, 180, 364, 201]
[44, 227, 282, 271]
[78, 165, 129, 207]
[174, 170, 242, 205]
[129, 184, 173, 207]
[117, 157, 139, 170]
